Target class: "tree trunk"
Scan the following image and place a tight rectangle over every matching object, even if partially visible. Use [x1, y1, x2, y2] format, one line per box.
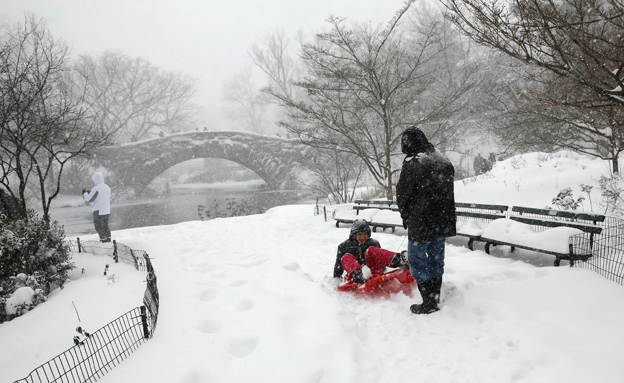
[386, 173, 394, 201]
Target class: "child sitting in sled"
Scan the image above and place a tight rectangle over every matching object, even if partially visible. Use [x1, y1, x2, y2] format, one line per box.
[333, 219, 409, 283]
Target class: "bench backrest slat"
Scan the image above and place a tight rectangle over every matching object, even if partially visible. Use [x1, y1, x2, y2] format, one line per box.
[455, 202, 508, 212]
[510, 216, 603, 234]
[511, 206, 606, 223]
[353, 205, 393, 210]
[456, 211, 506, 220]
[354, 199, 393, 206]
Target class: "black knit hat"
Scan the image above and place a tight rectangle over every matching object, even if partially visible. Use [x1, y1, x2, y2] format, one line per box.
[401, 127, 434, 156]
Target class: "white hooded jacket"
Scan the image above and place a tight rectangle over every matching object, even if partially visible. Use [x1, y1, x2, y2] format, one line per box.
[83, 172, 111, 215]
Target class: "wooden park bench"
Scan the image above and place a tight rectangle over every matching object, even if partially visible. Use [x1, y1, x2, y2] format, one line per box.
[334, 207, 383, 228]
[334, 200, 394, 227]
[352, 199, 394, 214]
[480, 206, 606, 266]
[454, 202, 509, 250]
[369, 209, 403, 233]
[336, 201, 509, 238]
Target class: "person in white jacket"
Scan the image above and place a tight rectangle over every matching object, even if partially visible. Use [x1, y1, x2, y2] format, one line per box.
[83, 172, 112, 242]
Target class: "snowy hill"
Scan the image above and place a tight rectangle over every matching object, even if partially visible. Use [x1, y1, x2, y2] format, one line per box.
[456, 151, 611, 209]
[1, 151, 624, 383]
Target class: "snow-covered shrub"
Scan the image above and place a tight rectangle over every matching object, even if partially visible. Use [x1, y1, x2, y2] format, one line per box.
[0, 283, 47, 321]
[0, 210, 73, 321]
[552, 187, 584, 210]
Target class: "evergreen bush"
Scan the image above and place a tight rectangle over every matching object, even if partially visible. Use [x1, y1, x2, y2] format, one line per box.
[0, 210, 73, 322]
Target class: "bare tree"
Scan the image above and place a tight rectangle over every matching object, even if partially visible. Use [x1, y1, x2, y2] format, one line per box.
[293, 147, 365, 204]
[265, 1, 445, 200]
[73, 51, 198, 143]
[251, 29, 300, 102]
[222, 68, 270, 134]
[406, 6, 489, 156]
[441, 0, 624, 172]
[264, 1, 489, 199]
[0, 16, 112, 221]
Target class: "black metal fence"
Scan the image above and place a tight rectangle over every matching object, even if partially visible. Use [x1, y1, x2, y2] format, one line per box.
[13, 240, 159, 383]
[314, 203, 352, 221]
[573, 216, 624, 285]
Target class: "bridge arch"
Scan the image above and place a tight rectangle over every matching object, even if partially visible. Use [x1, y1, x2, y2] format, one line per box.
[93, 131, 311, 196]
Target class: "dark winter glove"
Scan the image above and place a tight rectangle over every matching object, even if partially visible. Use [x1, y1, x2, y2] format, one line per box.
[82, 188, 90, 194]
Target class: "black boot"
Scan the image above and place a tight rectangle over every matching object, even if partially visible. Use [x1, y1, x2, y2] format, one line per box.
[431, 276, 442, 304]
[389, 250, 409, 269]
[410, 279, 439, 314]
[350, 268, 367, 284]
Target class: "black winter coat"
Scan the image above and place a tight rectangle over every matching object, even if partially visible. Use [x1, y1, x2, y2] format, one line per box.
[333, 236, 381, 278]
[396, 149, 456, 243]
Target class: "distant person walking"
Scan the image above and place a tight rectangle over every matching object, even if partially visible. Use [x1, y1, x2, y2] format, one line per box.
[83, 172, 112, 242]
[396, 127, 456, 315]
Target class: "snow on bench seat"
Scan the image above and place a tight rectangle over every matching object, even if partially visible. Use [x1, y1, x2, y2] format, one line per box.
[369, 210, 403, 233]
[456, 218, 489, 237]
[334, 208, 380, 228]
[480, 218, 586, 265]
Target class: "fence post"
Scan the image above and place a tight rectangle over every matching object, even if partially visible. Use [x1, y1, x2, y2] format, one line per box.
[323, 206, 327, 221]
[113, 240, 118, 263]
[140, 305, 150, 339]
[77, 237, 81, 253]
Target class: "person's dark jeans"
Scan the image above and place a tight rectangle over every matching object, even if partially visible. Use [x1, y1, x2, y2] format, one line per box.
[93, 211, 111, 242]
[407, 237, 445, 284]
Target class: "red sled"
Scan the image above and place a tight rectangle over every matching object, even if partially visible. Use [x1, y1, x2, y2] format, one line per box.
[337, 268, 416, 297]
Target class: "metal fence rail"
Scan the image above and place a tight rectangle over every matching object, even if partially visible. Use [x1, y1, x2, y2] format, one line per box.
[14, 307, 147, 383]
[314, 203, 352, 221]
[13, 240, 159, 383]
[573, 216, 624, 285]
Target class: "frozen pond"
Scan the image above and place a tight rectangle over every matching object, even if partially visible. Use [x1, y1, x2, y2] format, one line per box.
[49, 184, 318, 237]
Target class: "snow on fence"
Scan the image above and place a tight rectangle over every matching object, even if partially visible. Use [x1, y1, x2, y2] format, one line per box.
[13, 240, 159, 383]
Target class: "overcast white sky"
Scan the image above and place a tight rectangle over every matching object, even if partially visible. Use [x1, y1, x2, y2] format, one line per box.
[1, 0, 407, 130]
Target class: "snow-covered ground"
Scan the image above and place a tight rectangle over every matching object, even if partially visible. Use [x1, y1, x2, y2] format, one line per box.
[2, 151, 624, 383]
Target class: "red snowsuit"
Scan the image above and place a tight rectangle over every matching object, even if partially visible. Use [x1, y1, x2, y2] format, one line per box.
[341, 246, 400, 280]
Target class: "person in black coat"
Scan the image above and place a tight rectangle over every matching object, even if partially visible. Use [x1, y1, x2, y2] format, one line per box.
[333, 219, 408, 283]
[396, 127, 456, 314]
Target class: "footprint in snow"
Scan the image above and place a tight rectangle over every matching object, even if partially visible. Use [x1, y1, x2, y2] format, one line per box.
[282, 262, 301, 272]
[229, 279, 248, 287]
[228, 336, 258, 358]
[197, 289, 218, 302]
[235, 299, 254, 311]
[196, 319, 223, 334]
[238, 258, 269, 268]
[182, 369, 215, 383]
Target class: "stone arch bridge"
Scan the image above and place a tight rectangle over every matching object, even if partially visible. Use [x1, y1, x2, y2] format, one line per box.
[93, 131, 313, 196]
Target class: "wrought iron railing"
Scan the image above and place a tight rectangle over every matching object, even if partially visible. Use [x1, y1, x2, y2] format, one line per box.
[314, 203, 353, 221]
[13, 240, 159, 383]
[572, 216, 624, 285]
